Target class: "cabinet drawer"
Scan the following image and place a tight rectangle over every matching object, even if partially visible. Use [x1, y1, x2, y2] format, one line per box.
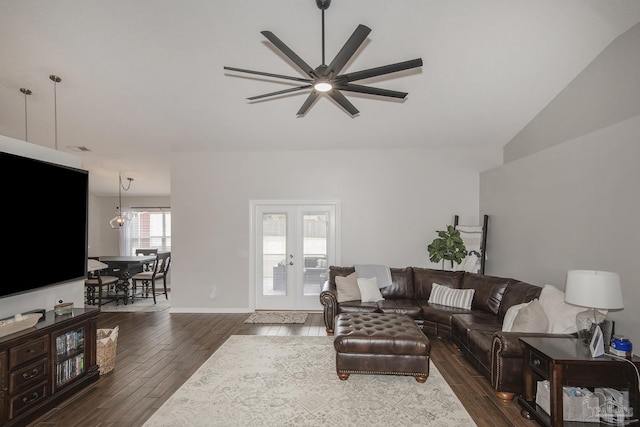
[10, 381, 49, 419]
[528, 349, 548, 376]
[9, 357, 49, 393]
[9, 336, 49, 368]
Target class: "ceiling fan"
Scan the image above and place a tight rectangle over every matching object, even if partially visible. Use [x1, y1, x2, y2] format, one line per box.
[224, 0, 423, 116]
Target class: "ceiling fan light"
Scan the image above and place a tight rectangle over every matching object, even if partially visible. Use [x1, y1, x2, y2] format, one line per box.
[314, 82, 332, 92]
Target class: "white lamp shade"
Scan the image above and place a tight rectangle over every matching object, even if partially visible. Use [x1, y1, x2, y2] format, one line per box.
[564, 270, 623, 309]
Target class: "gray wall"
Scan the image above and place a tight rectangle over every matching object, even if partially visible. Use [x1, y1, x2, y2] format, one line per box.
[504, 23, 640, 163]
[481, 23, 640, 345]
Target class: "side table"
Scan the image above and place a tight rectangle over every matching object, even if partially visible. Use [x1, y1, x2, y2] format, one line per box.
[518, 336, 640, 427]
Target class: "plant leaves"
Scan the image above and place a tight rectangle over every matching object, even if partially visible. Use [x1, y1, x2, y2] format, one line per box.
[427, 224, 467, 268]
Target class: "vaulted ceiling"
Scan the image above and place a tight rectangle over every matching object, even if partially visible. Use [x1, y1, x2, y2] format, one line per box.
[2, 0, 640, 196]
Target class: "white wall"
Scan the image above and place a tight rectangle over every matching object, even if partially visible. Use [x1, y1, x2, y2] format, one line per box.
[170, 147, 501, 312]
[0, 135, 85, 319]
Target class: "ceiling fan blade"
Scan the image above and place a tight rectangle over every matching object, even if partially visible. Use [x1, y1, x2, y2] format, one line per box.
[297, 92, 320, 116]
[224, 66, 312, 83]
[338, 58, 423, 82]
[247, 85, 312, 101]
[261, 31, 317, 78]
[328, 90, 359, 116]
[326, 24, 371, 75]
[338, 83, 408, 99]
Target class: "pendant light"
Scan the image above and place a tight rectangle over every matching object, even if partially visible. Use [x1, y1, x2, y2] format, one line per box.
[49, 75, 62, 150]
[19, 88, 32, 141]
[109, 174, 134, 228]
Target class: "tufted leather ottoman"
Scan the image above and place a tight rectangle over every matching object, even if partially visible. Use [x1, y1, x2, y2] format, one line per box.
[334, 312, 431, 383]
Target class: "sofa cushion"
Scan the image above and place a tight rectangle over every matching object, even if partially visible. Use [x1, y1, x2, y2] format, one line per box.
[379, 267, 415, 299]
[337, 301, 380, 314]
[377, 299, 423, 319]
[419, 301, 470, 327]
[497, 280, 543, 321]
[335, 272, 360, 303]
[462, 272, 512, 314]
[451, 312, 502, 352]
[412, 268, 465, 299]
[452, 312, 502, 333]
[329, 266, 356, 285]
[429, 283, 474, 310]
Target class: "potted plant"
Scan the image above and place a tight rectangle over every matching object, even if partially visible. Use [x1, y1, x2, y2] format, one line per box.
[427, 225, 467, 269]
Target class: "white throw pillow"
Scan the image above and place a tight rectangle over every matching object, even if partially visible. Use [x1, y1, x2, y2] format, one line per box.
[538, 284, 585, 334]
[357, 277, 384, 302]
[428, 283, 474, 310]
[335, 272, 360, 303]
[510, 299, 549, 333]
[501, 301, 529, 332]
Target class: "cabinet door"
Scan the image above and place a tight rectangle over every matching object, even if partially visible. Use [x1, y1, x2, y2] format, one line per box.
[52, 326, 86, 391]
[0, 351, 7, 424]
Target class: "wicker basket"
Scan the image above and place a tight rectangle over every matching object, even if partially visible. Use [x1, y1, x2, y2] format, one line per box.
[96, 326, 119, 375]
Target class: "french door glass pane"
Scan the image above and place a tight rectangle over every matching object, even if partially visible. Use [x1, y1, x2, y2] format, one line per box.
[262, 213, 286, 296]
[302, 213, 328, 296]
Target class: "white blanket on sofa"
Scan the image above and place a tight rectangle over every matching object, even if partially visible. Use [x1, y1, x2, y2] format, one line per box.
[454, 224, 483, 273]
[354, 264, 392, 289]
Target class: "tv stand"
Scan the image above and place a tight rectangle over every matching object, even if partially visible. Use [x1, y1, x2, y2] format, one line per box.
[0, 307, 99, 426]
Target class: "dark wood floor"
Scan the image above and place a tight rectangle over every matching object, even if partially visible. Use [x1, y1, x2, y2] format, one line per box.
[29, 310, 537, 427]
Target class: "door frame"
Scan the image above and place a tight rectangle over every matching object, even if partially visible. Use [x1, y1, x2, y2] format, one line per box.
[249, 200, 341, 311]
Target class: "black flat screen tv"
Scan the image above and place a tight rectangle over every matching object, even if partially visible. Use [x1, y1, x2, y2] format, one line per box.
[0, 151, 88, 299]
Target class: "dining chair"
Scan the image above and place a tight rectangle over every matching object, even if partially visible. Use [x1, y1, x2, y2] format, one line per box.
[85, 259, 119, 307]
[135, 248, 158, 273]
[131, 251, 170, 304]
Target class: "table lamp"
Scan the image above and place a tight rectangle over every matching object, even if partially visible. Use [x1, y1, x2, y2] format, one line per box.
[564, 270, 623, 348]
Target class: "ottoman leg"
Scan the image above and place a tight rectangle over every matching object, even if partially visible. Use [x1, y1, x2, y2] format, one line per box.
[338, 373, 350, 380]
[415, 375, 428, 383]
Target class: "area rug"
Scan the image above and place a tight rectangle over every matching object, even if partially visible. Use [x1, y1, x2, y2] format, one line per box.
[243, 311, 308, 324]
[142, 335, 476, 426]
[98, 296, 170, 313]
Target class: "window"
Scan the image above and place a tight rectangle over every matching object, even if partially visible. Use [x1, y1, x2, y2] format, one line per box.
[128, 208, 171, 255]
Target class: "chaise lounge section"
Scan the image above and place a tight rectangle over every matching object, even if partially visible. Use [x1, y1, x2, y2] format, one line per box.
[320, 266, 572, 400]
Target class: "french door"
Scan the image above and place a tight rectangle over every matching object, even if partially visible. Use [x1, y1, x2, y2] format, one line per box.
[252, 201, 339, 311]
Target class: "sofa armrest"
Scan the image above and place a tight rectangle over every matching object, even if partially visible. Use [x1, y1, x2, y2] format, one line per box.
[320, 280, 338, 335]
[491, 331, 574, 397]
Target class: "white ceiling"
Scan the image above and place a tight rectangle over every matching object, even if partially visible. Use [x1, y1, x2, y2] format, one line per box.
[2, 0, 640, 196]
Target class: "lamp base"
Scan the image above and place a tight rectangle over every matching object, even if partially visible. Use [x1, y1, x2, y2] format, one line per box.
[576, 308, 613, 350]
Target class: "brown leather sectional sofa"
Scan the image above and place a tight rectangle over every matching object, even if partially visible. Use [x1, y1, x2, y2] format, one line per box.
[320, 266, 571, 401]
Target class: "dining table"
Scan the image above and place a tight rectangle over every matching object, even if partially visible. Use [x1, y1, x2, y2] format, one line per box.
[98, 255, 157, 305]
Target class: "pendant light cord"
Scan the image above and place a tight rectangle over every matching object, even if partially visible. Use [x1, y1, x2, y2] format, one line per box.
[321, 8, 326, 65]
[20, 88, 32, 142]
[50, 75, 62, 150]
[118, 174, 134, 214]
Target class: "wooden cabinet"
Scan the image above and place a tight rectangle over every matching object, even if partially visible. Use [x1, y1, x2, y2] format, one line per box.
[0, 308, 99, 426]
